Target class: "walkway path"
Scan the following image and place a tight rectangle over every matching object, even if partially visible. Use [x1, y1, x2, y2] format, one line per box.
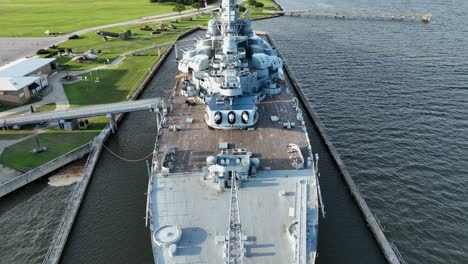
[0, 37, 64, 66]
[46, 73, 71, 111]
[0, 163, 21, 185]
[0, 131, 46, 156]
[68, 7, 216, 37]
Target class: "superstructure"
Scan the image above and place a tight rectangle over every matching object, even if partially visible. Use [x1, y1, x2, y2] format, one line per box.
[148, 1, 319, 263]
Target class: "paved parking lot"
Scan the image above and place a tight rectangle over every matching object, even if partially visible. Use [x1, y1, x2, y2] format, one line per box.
[0, 37, 66, 66]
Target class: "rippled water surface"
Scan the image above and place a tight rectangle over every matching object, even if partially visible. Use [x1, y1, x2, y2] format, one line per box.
[0, 183, 72, 264]
[256, 0, 468, 262]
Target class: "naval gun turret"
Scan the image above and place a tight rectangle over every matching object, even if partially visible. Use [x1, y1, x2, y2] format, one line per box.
[177, 0, 285, 129]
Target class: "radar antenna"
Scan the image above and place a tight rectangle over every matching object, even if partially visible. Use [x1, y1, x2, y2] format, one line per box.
[227, 175, 244, 264]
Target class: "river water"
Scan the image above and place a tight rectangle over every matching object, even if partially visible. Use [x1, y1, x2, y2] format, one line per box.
[0, 182, 72, 264]
[257, 0, 468, 263]
[0, 0, 467, 263]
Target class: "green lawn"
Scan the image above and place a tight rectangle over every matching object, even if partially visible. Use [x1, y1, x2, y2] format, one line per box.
[0, 128, 101, 172]
[64, 55, 162, 106]
[0, 104, 17, 112]
[36, 103, 56, 112]
[62, 15, 212, 104]
[0, 0, 187, 37]
[0, 131, 34, 140]
[242, 0, 279, 20]
[53, 15, 210, 72]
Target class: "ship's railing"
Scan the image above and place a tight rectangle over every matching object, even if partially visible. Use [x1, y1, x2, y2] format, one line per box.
[146, 82, 175, 264]
[294, 180, 309, 264]
[391, 243, 408, 264]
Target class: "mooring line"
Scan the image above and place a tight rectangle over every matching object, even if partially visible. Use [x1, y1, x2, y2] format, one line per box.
[102, 143, 153, 162]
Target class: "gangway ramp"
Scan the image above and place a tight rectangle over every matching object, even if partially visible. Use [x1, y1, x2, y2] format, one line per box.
[0, 98, 163, 128]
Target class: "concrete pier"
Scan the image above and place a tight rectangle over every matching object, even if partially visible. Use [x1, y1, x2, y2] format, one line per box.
[42, 126, 110, 264]
[262, 32, 402, 264]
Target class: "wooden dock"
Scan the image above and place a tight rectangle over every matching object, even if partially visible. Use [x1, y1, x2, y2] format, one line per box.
[270, 9, 432, 23]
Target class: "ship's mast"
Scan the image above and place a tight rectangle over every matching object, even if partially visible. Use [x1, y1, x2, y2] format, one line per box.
[227, 175, 243, 264]
[220, 0, 238, 36]
[219, 0, 243, 98]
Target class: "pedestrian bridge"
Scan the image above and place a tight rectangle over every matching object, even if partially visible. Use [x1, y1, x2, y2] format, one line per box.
[0, 98, 163, 128]
[270, 9, 432, 22]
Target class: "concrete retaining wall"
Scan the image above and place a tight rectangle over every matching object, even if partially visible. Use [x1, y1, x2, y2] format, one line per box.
[42, 126, 110, 264]
[262, 33, 401, 264]
[0, 143, 91, 198]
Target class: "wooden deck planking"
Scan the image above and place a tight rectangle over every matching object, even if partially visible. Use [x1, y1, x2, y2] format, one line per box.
[157, 84, 309, 172]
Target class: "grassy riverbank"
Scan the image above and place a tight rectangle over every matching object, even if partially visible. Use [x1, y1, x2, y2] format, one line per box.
[241, 0, 280, 19]
[0, 128, 100, 172]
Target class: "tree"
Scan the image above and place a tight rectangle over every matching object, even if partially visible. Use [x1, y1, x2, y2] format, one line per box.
[192, 1, 202, 11]
[254, 2, 264, 8]
[173, 3, 186, 14]
[239, 5, 246, 12]
[247, 0, 257, 6]
[36, 49, 50, 55]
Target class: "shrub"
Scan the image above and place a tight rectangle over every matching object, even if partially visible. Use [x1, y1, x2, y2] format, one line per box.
[254, 2, 264, 8]
[173, 3, 186, 14]
[192, 2, 202, 11]
[239, 6, 246, 12]
[68, 34, 79, 40]
[36, 49, 50, 55]
[247, 0, 257, 6]
[180, 16, 192, 21]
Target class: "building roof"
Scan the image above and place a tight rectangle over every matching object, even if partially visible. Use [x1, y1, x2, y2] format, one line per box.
[0, 57, 55, 77]
[0, 76, 40, 92]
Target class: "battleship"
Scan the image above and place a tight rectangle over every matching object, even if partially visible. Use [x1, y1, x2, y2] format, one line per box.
[148, 0, 320, 263]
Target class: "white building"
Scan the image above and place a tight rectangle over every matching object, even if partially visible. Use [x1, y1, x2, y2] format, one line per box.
[0, 57, 56, 105]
